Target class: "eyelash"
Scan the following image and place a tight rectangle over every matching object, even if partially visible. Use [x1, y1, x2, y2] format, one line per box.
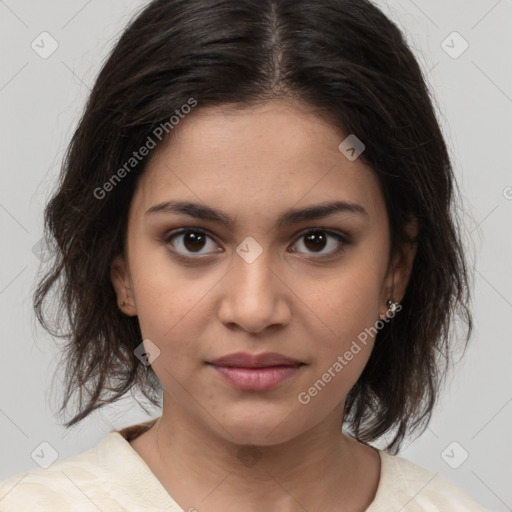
[163, 227, 350, 261]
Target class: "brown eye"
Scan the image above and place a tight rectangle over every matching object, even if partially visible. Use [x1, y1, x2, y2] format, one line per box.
[291, 229, 349, 258]
[181, 231, 206, 252]
[304, 231, 328, 252]
[165, 229, 222, 255]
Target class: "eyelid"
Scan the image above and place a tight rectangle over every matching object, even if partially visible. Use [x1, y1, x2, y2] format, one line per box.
[298, 227, 351, 244]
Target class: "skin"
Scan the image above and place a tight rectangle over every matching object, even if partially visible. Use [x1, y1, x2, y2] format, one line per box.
[111, 99, 417, 512]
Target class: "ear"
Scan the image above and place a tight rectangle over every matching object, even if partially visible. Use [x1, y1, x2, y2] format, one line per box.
[110, 254, 137, 316]
[380, 217, 418, 317]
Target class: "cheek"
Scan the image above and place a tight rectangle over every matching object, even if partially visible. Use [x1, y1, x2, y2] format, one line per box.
[128, 250, 201, 346]
[294, 253, 386, 386]
[304, 257, 385, 339]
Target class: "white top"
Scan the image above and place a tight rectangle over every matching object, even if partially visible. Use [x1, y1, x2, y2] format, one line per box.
[0, 420, 487, 511]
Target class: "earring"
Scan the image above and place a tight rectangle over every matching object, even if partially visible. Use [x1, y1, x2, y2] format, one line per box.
[386, 299, 399, 313]
[120, 301, 126, 307]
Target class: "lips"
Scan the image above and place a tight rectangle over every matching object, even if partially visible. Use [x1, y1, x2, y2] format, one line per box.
[207, 352, 304, 391]
[208, 351, 302, 368]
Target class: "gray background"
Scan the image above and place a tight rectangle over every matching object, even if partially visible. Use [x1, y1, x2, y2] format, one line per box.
[0, 0, 510, 510]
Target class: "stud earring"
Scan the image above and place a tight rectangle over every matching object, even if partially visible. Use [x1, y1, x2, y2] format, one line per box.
[120, 301, 126, 307]
[386, 299, 399, 313]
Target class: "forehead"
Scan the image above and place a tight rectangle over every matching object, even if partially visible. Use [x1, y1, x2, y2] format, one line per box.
[130, 100, 385, 225]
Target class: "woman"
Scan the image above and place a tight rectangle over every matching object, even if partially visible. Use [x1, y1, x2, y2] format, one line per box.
[0, 0, 487, 510]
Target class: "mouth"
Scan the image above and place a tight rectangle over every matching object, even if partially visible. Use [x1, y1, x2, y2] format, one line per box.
[206, 352, 305, 391]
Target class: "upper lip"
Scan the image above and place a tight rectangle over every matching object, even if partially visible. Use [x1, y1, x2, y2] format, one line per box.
[208, 352, 303, 368]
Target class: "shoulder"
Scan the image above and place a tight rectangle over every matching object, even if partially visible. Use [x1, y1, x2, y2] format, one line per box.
[0, 433, 132, 512]
[0, 424, 179, 512]
[367, 450, 488, 511]
[0, 438, 116, 512]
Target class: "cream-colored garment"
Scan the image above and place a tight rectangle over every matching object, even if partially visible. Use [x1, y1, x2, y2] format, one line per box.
[0, 420, 488, 511]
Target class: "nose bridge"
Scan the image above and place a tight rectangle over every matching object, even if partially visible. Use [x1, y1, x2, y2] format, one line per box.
[232, 245, 277, 302]
[220, 242, 289, 332]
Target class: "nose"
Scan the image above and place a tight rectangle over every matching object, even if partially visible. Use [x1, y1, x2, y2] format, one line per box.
[217, 250, 291, 335]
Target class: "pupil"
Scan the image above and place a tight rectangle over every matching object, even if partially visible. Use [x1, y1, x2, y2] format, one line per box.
[305, 232, 326, 252]
[184, 232, 205, 252]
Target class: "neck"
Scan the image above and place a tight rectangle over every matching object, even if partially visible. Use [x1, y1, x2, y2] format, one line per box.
[130, 393, 380, 512]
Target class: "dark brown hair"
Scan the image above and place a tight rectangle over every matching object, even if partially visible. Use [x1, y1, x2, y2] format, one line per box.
[34, 0, 472, 453]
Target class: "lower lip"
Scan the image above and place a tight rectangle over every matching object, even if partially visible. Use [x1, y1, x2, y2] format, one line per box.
[209, 364, 302, 391]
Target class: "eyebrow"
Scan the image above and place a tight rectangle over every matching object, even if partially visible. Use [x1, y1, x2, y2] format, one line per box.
[145, 199, 368, 229]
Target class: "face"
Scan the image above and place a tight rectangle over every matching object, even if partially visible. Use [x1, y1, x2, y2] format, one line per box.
[111, 99, 415, 446]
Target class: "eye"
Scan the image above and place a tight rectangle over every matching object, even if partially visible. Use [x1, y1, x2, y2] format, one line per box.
[164, 228, 349, 260]
[164, 228, 222, 256]
[290, 229, 349, 258]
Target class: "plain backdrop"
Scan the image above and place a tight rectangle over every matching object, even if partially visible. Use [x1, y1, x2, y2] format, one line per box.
[0, 1, 510, 510]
